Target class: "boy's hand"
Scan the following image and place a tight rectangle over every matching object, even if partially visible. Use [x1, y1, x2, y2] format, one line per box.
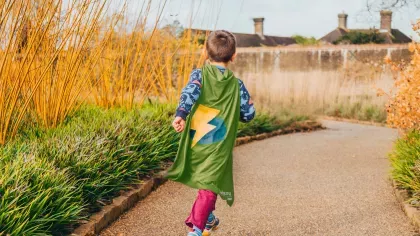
[172, 117, 186, 133]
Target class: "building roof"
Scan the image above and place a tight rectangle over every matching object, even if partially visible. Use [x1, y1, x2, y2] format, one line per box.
[319, 28, 348, 44]
[390, 29, 412, 43]
[233, 32, 296, 47]
[320, 28, 412, 44]
[190, 29, 296, 47]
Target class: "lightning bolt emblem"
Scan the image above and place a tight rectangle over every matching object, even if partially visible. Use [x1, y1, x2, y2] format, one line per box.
[190, 105, 220, 147]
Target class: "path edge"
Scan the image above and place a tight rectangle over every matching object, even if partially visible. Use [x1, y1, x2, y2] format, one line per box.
[392, 179, 420, 232]
[71, 120, 324, 236]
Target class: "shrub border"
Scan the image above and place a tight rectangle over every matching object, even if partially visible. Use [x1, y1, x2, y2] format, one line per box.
[321, 116, 387, 127]
[71, 120, 324, 236]
[392, 180, 420, 232]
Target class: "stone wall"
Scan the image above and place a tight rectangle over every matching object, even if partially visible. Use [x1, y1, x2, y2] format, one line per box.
[228, 44, 410, 111]
[231, 44, 409, 74]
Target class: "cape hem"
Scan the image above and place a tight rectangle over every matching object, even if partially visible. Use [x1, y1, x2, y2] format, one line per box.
[166, 176, 234, 206]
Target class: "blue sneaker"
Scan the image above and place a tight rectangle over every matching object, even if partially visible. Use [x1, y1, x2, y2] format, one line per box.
[187, 226, 202, 236]
[203, 213, 219, 236]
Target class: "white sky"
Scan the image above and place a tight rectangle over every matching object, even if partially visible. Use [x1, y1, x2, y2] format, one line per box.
[117, 0, 420, 39]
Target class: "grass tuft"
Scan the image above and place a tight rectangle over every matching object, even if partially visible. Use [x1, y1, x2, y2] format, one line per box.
[390, 130, 420, 197]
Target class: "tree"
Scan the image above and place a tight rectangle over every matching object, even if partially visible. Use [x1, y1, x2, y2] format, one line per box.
[292, 35, 319, 46]
[162, 20, 184, 38]
[366, 0, 420, 11]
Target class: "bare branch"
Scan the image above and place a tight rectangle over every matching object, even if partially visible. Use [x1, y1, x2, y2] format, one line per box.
[366, 0, 420, 11]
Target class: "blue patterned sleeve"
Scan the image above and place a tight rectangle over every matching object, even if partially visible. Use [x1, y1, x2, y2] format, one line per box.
[238, 79, 256, 122]
[175, 69, 202, 120]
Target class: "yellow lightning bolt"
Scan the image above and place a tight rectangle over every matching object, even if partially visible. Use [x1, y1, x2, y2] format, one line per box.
[191, 105, 220, 147]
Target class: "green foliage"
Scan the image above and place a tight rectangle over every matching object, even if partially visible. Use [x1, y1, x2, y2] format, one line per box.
[324, 96, 387, 123]
[334, 31, 385, 45]
[237, 111, 309, 137]
[197, 35, 206, 45]
[0, 157, 83, 235]
[390, 131, 420, 202]
[1, 105, 179, 235]
[292, 35, 319, 46]
[0, 104, 306, 235]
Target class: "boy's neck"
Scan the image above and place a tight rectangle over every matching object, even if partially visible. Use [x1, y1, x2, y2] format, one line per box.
[209, 61, 229, 69]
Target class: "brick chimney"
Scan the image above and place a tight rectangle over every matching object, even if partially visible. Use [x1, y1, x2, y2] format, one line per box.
[253, 17, 265, 39]
[380, 10, 392, 32]
[338, 12, 348, 30]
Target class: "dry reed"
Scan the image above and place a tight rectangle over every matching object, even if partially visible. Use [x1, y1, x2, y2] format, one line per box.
[240, 68, 391, 122]
[89, 0, 206, 109]
[0, 0, 206, 144]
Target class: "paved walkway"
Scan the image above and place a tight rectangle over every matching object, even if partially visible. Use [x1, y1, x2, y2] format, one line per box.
[101, 121, 418, 236]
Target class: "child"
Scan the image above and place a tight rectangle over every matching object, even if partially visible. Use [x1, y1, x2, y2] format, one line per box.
[166, 30, 256, 236]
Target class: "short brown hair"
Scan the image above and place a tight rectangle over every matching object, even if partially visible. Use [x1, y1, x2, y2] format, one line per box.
[206, 30, 236, 63]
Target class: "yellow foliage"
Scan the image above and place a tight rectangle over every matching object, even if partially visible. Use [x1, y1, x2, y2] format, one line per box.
[0, 0, 206, 144]
[0, 0, 98, 142]
[90, 26, 205, 109]
[385, 43, 420, 130]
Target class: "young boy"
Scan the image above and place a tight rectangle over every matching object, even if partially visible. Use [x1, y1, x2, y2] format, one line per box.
[166, 30, 255, 236]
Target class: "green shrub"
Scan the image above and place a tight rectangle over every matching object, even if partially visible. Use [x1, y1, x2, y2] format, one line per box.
[334, 31, 385, 45]
[292, 35, 319, 46]
[390, 130, 420, 200]
[0, 157, 83, 235]
[237, 111, 309, 137]
[1, 105, 179, 234]
[325, 101, 386, 123]
[25, 105, 179, 212]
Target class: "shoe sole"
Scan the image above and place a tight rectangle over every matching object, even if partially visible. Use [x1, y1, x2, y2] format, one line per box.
[203, 223, 219, 236]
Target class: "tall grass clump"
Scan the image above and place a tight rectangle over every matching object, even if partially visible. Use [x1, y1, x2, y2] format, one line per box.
[17, 105, 180, 211]
[90, 0, 168, 108]
[0, 156, 83, 235]
[390, 131, 420, 195]
[29, 0, 110, 128]
[0, 0, 116, 144]
[0, 0, 206, 143]
[90, 1, 205, 109]
[0, 104, 179, 235]
[244, 66, 390, 123]
[0, 0, 60, 144]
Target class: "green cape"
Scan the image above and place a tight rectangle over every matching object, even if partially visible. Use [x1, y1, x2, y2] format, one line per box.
[166, 64, 240, 206]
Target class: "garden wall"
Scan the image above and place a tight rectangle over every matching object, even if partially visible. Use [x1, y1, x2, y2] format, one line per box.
[232, 44, 409, 73]
[229, 44, 410, 111]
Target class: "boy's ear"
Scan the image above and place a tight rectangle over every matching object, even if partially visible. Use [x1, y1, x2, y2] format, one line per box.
[202, 48, 209, 60]
[231, 53, 237, 62]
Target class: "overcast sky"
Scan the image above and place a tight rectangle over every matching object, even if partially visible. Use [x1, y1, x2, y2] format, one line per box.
[122, 0, 420, 39]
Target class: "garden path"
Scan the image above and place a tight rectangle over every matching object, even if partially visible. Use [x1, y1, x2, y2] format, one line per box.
[101, 120, 418, 236]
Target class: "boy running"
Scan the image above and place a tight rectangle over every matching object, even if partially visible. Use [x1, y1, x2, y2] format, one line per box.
[166, 30, 255, 236]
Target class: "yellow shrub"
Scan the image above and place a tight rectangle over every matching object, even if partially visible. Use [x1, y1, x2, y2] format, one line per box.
[385, 43, 420, 130]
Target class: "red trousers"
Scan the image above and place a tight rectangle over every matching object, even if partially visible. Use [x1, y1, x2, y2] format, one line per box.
[185, 190, 217, 231]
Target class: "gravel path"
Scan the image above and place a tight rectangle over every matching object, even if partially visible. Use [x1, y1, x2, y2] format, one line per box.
[101, 120, 418, 236]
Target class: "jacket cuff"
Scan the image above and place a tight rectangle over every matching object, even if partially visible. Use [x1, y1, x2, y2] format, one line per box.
[175, 109, 188, 121]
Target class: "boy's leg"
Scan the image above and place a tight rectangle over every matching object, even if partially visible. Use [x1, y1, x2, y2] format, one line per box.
[185, 189, 217, 232]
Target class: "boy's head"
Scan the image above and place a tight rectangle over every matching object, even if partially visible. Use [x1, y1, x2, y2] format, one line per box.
[206, 30, 236, 63]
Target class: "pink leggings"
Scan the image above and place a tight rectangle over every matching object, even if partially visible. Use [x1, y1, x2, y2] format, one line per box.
[185, 189, 217, 231]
